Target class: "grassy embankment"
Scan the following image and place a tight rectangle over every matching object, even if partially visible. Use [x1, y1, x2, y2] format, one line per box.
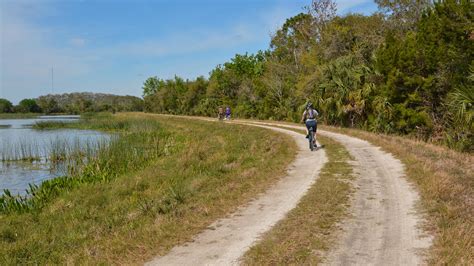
[318, 125, 473, 265]
[0, 113, 296, 264]
[243, 129, 355, 264]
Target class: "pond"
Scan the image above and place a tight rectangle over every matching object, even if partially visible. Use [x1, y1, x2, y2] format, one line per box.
[0, 116, 110, 196]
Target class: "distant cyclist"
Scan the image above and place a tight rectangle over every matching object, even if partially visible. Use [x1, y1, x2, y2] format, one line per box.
[218, 107, 224, 120]
[301, 102, 319, 148]
[225, 106, 231, 120]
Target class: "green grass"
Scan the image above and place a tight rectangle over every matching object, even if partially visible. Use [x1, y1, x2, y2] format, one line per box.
[0, 113, 297, 264]
[32, 112, 120, 131]
[242, 131, 355, 264]
[0, 113, 40, 119]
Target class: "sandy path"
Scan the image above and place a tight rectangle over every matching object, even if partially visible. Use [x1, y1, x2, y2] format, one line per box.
[245, 121, 432, 265]
[146, 123, 328, 266]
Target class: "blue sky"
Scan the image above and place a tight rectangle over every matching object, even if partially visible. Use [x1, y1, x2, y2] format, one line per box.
[1, 0, 378, 103]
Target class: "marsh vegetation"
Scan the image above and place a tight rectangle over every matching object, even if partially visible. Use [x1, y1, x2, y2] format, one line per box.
[0, 113, 296, 264]
[0, 116, 109, 197]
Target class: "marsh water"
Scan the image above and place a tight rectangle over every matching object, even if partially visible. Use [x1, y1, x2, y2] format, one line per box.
[0, 116, 110, 195]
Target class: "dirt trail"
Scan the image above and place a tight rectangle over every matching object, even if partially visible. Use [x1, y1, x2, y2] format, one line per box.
[146, 123, 328, 266]
[246, 121, 432, 265]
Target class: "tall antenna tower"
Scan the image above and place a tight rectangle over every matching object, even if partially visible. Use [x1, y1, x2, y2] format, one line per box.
[51, 67, 54, 94]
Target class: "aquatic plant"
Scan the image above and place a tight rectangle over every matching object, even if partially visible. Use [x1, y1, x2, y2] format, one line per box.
[0, 116, 172, 213]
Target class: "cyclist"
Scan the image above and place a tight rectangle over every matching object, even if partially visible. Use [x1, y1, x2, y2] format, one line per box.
[301, 102, 319, 148]
[218, 107, 224, 120]
[225, 106, 231, 120]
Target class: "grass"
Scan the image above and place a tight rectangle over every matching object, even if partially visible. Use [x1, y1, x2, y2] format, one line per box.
[1, 115, 161, 213]
[32, 112, 116, 131]
[242, 131, 355, 264]
[0, 141, 42, 162]
[0, 113, 40, 119]
[0, 113, 297, 264]
[0, 137, 107, 163]
[318, 125, 474, 265]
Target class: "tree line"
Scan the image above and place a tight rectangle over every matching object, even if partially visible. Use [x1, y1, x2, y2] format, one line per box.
[142, 0, 473, 152]
[0, 92, 144, 114]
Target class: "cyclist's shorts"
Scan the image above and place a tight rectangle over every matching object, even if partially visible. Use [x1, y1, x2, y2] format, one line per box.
[305, 120, 317, 132]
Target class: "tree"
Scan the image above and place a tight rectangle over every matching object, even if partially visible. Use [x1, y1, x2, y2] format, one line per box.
[17, 98, 41, 113]
[319, 14, 386, 61]
[445, 65, 474, 151]
[0, 98, 13, 113]
[142, 76, 164, 97]
[37, 97, 60, 114]
[376, 0, 473, 136]
[271, 13, 315, 69]
[306, 0, 337, 40]
[376, 0, 433, 30]
[139, 0, 472, 151]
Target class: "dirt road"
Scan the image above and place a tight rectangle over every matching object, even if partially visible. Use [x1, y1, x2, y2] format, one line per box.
[146, 124, 327, 265]
[147, 120, 431, 265]
[247, 122, 432, 265]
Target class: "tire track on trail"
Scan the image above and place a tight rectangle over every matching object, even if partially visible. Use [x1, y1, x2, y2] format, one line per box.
[146, 122, 328, 265]
[246, 121, 433, 265]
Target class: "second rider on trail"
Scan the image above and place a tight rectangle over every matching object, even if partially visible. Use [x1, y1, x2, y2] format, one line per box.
[301, 102, 319, 148]
[224, 106, 231, 120]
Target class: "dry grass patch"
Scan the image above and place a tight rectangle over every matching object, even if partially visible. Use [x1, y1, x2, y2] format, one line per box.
[242, 133, 355, 265]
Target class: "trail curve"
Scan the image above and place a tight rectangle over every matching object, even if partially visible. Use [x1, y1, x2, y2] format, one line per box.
[146, 122, 328, 265]
[245, 121, 432, 265]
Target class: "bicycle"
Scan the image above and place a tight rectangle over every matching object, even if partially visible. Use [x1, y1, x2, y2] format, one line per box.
[308, 127, 316, 151]
[218, 113, 224, 121]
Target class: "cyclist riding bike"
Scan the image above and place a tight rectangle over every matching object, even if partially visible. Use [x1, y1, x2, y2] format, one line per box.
[224, 106, 231, 120]
[218, 107, 225, 120]
[301, 102, 319, 148]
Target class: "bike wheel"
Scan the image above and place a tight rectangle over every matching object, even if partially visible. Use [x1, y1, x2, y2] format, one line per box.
[309, 129, 314, 151]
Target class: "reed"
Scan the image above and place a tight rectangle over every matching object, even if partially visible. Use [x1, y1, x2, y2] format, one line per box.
[0, 140, 42, 162]
[1, 115, 169, 213]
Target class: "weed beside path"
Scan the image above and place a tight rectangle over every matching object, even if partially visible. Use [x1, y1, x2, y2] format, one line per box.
[0, 113, 296, 264]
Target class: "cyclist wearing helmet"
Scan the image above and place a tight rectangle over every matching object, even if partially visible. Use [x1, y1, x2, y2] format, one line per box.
[301, 102, 319, 147]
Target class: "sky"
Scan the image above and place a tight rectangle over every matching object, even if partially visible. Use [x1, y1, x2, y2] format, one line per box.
[0, 0, 378, 104]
